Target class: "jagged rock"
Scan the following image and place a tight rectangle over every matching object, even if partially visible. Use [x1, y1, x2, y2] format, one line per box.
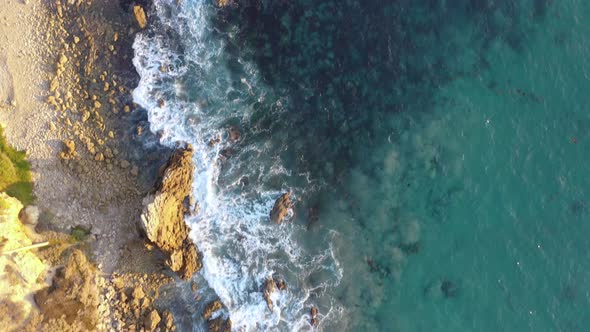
[144, 309, 161, 332]
[18, 205, 39, 225]
[133, 5, 147, 29]
[262, 278, 275, 311]
[310, 306, 319, 327]
[162, 310, 175, 330]
[140, 146, 201, 279]
[207, 317, 232, 332]
[270, 192, 292, 224]
[202, 299, 223, 320]
[34, 250, 99, 330]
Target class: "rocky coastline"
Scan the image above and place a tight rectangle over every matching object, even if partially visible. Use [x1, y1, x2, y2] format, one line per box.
[0, 0, 207, 330]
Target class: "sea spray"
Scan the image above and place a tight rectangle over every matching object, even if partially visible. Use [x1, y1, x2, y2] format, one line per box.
[133, 0, 342, 330]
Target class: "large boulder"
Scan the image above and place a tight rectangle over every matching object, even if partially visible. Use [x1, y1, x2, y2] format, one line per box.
[140, 145, 201, 279]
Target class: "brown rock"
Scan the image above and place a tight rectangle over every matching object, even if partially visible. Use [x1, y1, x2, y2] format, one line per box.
[162, 310, 175, 330]
[228, 126, 241, 142]
[131, 286, 145, 300]
[310, 306, 319, 327]
[270, 192, 292, 224]
[140, 146, 202, 279]
[63, 140, 76, 154]
[262, 278, 275, 311]
[202, 299, 223, 320]
[207, 317, 232, 332]
[133, 5, 148, 29]
[144, 309, 161, 332]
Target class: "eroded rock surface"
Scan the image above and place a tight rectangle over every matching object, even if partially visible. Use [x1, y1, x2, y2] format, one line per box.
[140, 145, 202, 279]
[34, 249, 99, 330]
[270, 192, 292, 224]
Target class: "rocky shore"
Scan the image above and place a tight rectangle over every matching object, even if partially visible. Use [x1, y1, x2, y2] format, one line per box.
[0, 0, 206, 330]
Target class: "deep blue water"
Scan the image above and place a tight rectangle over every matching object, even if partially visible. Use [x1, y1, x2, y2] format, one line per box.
[133, 0, 590, 330]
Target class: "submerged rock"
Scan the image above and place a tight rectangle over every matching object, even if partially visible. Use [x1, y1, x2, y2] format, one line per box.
[270, 192, 292, 224]
[140, 145, 202, 279]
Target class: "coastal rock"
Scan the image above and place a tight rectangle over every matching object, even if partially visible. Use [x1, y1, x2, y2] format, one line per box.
[262, 278, 275, 311]
[133, 5, 147, 29]
[207, 317, 232, 332]
[310, 306, 319, 327]
[270, 192, 292, 224]
[140, 145, 201, 279]
[144, 309, 161, 331]
[202, 299, 223, 320]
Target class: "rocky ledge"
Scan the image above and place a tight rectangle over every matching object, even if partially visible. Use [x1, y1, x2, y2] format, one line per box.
[140, 145, 201, 280]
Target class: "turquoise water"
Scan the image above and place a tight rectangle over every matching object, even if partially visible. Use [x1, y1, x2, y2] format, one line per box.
[133, 0, 590, 330]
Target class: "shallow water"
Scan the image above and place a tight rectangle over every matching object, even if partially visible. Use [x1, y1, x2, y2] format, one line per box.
[133, 0, 590, 330]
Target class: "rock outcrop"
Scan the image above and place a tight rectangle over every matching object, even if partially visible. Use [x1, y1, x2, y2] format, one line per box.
[262, 277, 276, 311]
[270, 192, 292, 224]
[140, 145, 202, 280]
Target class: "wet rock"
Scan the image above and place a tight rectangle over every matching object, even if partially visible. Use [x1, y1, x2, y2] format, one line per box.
[310, 306, 319, 327]
[140, 145, 202, 279]
[144, 309, 160, 332]
[262, 278, 275, 311]
[133, 5, 147, 29]
[207, 317, 232, 332]
[162, 310, 175, 330]
[270, 192, 292, 224]
[228, 126, 241, 142]
[202, 299, 223, 320]
[275, 278, 287, 291]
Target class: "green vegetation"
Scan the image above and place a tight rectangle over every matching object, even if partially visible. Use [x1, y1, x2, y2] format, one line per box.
[0, 126, 33, 205]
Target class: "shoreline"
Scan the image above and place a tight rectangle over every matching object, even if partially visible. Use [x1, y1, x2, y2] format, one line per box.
[0, 0, 207, 330]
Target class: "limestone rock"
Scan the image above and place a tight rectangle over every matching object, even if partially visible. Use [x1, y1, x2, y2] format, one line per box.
[140, 145, 202, 279]
[310, 306, 319, 327]
[270, 192, 292, 224]
[133, 5, 147, 29]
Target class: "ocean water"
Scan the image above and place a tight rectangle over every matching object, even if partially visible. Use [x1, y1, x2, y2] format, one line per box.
[132, 0, 590, 331]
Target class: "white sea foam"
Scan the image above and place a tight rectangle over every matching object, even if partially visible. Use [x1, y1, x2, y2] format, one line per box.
[132, 0, 342, 330]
